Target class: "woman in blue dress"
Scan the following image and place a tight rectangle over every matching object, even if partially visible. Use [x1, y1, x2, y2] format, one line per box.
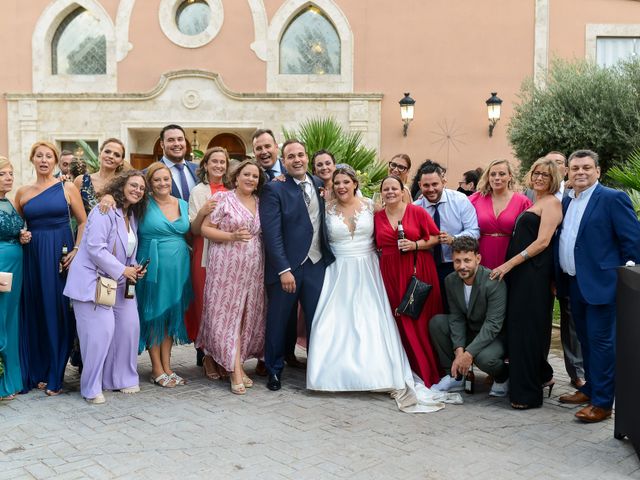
[0, 157, 31, 400]
[136, 162, 192, 388]
[14, 141, 87, 395]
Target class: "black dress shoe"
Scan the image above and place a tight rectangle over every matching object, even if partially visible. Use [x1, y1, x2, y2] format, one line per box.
[267, 374, 281, 391]
[285, 354, 307, 369]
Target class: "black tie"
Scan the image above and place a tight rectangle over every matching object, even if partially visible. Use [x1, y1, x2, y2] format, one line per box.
[266, 168, 276, 181]
[174, 163, 190, 202]
[432, 202, 442, 265]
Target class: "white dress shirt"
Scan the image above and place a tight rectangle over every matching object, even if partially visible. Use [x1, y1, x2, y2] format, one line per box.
[161, 156, 196, 198]
[559, 181, 599, 276]
[414, 188, 480, 263]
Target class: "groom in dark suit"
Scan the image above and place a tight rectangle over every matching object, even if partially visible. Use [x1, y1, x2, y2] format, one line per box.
[259, 139, 335, 391]
[556, 149, 640, 423]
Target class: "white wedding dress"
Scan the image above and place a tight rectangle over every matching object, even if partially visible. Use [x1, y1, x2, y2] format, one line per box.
[307, 199, 461, 413]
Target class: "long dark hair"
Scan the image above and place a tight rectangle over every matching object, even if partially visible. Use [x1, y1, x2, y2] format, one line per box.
[102, 170, 148, 221]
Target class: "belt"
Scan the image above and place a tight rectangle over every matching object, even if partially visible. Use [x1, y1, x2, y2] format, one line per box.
[481, 233, 510, 237]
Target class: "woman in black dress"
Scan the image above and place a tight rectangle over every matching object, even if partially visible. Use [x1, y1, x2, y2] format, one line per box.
[489, 157, 563, 409]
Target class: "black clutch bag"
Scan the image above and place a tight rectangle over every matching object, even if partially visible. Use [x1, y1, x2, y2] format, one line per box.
[395, 252, 432, 319]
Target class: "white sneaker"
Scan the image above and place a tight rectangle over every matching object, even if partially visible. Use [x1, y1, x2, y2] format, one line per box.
[85, 393, 106, 404]
[119, 385, 140, 394]
[432, 375, 464, 392]
[489, 379, 509, 397]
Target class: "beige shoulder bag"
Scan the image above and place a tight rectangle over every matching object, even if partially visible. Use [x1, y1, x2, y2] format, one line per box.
[94, 240, 117, 307]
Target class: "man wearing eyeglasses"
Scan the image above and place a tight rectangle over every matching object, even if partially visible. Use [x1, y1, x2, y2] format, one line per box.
[413, 161, 479, 312]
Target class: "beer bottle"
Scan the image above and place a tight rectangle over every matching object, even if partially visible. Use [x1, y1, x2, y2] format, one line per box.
[397, 220, 406, 254]
[124, 266, 136, 299]
[59, 244, 69, 276]
[464, 365, 475, 394]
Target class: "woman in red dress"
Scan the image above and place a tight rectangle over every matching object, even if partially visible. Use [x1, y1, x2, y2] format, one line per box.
[187, 147, 228, 379]
[374, 175, 443, 387]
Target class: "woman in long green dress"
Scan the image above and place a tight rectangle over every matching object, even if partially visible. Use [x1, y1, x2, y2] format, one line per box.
[136, 162, 192, 388]
[0, 157, 31, 399]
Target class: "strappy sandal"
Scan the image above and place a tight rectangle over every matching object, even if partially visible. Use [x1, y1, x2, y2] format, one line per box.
[242, 375, 254, 388]
[45, 389, 62, 397]
[203, 356, 221, 380]
[37, 382, 47, 390]
[169, 372, 186, 386]
[150, 373, 176, 388]
[231, 382, 246, 395]
[0, 394, 16, 401]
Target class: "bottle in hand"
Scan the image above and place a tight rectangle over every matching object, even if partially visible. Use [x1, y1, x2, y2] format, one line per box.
[397, 220, 406, 254]
[124, 266, 136, 299]
[58, 244, 69, 276]
[464, 365, 475, 394]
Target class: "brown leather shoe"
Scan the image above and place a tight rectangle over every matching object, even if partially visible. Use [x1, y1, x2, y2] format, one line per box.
[559, 390, 590, 404]
[575, 405, 612, 423]
[255, 360, 267, 377]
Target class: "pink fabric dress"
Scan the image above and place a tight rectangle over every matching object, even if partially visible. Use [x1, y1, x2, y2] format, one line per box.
[469, 192, 532, 270]
[196, 190, 266, 372]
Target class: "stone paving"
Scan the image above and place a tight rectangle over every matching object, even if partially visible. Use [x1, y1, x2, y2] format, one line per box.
[0, 339, 638, 480]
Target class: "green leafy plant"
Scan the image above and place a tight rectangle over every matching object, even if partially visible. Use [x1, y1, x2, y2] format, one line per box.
[508, 58, 640, 177]
[282, 117, 386, 197]
[607, 148, 640, 218]
[75, 139, 100, 173]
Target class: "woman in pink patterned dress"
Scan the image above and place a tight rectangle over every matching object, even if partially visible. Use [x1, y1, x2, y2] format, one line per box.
[196, 160, 266, 395]
[470, 159, 532, 270]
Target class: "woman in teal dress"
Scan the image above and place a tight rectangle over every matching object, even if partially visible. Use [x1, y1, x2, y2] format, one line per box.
[15, 141, 87, 395]
[137, 162, 192, 388]
[0, 157, 31, 400]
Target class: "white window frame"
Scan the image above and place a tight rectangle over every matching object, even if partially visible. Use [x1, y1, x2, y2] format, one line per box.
[586, 24, 640, 64]
[33, 0, 117, 93]
[158, 0, 224, 49]
[267, 0, 353, 93]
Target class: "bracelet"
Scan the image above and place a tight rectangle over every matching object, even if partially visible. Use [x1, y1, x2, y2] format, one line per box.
[415, 241, 419, 251]
[73, 246, 79, 250]
[520, 249, 529, 260]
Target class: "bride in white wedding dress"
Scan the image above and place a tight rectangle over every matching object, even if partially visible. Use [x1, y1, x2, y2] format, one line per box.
[306, 167, 460, 413]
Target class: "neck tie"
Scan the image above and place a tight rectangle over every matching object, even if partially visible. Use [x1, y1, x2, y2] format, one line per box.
[432, 202, 442, 265]
[300, 181, 311, 207]
[174, 162, 190, 202]
[266, 168, 276, 181]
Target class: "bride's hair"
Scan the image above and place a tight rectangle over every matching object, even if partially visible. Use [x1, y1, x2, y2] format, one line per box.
[332, 166, 359, 195]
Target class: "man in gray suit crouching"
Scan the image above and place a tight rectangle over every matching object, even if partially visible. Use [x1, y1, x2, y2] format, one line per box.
[429, 236, 509, 396]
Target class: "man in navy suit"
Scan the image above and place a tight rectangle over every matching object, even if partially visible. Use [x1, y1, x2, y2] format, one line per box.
[158, 124, 199, 201]
[259, 139, 335, 391]
[556, 149, 640, 423]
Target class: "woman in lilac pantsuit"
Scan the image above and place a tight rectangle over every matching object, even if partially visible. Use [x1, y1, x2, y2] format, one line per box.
[64, 171, 148, 404]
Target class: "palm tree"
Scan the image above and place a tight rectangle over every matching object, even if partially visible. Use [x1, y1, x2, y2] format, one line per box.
[607, 148, 640, 218]
[282, 117, 386, 197]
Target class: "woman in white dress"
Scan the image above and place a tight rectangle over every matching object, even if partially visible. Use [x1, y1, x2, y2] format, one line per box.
[306, 167, 459, 413]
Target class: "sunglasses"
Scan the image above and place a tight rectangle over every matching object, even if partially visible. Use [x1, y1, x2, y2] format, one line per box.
[388, 161, 408, 173]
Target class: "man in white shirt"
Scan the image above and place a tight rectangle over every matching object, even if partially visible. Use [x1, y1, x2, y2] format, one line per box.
[413, 161, 479, 312]
[159, 124, 198, 202]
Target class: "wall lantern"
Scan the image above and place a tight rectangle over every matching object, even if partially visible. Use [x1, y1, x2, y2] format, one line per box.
[399, 92, 415, 137]
[486, 92, 503, 137]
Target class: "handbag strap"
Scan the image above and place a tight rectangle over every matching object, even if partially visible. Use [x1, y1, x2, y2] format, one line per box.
[412, 250, 418, 275]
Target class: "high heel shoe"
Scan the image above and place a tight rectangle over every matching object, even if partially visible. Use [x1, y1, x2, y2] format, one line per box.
[542, 379, 555, 398]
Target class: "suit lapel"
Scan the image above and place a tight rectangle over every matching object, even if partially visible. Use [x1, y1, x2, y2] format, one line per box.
[576, 184, 602, 240]
[466, 269, 484, 314]
[114, 208, 128, 258]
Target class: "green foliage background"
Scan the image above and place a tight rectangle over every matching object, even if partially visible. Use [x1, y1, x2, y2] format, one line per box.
[508, 58, 640, 177]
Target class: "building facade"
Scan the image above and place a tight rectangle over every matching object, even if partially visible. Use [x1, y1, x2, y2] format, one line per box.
[1, 0, 640, 187]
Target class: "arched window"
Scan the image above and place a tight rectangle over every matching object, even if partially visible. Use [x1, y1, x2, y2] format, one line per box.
[52, 7, 106, 75]
[279, 6, 340, 75]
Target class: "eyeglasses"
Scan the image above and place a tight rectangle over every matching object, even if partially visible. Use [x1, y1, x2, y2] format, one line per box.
[531, 171, 551, 179]
[388, 161, 408, 173]
[128, 183, 146, 192]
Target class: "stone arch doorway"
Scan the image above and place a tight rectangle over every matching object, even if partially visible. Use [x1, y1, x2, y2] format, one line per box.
[207, 133, 247, 160]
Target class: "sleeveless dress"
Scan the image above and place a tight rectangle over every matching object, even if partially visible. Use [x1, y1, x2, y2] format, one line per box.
[374, 204, 442, 387]
[20, 182, 75, 392]
[470, 192, 532, 269]
[0, 198, 24, 396]
[505, 211, 554, 408]
[136, 196, 192, 352]
[307, 199, 458, 413]
[195, 190, 266, 371]
[79, 173, 99, 214]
